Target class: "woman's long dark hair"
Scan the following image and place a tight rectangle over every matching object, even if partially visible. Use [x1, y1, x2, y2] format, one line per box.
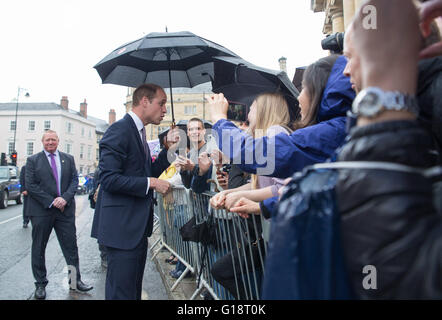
[294, 54, 340, 130]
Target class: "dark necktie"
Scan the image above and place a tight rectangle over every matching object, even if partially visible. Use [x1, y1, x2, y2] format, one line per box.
[49, 153, 60, 196]
[141, 127, 150, 159]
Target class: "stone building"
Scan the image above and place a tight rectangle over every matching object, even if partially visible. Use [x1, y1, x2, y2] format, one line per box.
[311, 0, 366, 34]
[0, 97, 111, 174]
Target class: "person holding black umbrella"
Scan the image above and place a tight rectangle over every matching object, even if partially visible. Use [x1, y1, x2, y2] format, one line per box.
[91, 83, 174, 300]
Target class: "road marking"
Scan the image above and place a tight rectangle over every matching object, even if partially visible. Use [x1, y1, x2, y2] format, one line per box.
[0, 214, 22, 226]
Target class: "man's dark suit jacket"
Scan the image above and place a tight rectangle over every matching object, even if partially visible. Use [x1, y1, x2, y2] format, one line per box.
[25, 151, 78, 216]
[91, 114, 171, 250]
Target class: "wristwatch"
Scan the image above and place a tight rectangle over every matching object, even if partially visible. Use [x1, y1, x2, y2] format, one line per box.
[352, 87, 419, 118]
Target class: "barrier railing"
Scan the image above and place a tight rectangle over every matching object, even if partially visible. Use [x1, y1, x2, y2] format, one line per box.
[151, 186, 267, 300]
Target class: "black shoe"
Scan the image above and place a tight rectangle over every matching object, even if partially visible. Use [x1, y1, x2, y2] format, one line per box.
[70, 280, 93, 292]
[23, 222, 28, 228]
[34, 286, 46, 300]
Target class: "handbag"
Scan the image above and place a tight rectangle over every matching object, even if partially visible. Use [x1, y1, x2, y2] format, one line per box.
[179, 215, 217, 247]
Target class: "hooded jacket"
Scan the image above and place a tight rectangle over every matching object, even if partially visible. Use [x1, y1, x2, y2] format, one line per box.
[212, 55, 355, 179]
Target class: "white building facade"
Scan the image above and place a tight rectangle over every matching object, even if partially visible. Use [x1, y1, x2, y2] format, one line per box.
[0, 100, 99, 174]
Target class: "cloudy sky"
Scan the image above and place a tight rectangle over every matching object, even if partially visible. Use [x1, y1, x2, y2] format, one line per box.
[0, 0, 326, 122]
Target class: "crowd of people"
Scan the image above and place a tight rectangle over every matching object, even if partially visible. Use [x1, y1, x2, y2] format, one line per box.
[21, 0, 442, 300]
[153, 0, 442, 300]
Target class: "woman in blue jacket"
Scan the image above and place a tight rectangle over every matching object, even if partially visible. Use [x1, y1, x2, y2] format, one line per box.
[209, 55, 354, 179]
[208, 55, 355, 215]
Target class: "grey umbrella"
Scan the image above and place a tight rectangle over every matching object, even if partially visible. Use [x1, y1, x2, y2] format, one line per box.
[94, 31, 239, 125]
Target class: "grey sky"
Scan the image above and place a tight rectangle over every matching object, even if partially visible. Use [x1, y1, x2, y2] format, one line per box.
[0, 0, 326, 122]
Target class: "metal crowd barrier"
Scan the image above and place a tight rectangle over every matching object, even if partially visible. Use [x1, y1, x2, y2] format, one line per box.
[151, 186, 267, 300]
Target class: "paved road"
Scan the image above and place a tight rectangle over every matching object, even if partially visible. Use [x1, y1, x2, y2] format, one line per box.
[0, 195, 168, 300]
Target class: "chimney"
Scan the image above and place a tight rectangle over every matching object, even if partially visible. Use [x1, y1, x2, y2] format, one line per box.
[109, 109, 116, 124]
[60, 96, 69, 110]
[278, 57, 287, 73]
[80, 99, 87, 118]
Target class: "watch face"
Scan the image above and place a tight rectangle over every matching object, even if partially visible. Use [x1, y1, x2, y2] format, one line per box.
[357, 90, 382, 117]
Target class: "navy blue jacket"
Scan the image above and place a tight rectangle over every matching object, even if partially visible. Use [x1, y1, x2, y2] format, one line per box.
[91, 114, 171, 250]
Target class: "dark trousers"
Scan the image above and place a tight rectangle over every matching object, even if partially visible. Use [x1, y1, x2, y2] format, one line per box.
[211, 239, 265, 300]
[22, 195, 29, 224]
[104, 237, 148, 300]
[30, 211, 80, 287]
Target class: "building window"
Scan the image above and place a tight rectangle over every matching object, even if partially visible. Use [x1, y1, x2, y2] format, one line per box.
[8, 142, 14, 154]
[44, 120, 51, 130]
[81, 127, 85, 137]
[80, 145, 84, 159]
[96, 148, 99, 161]
[88, 129, 92, 139]
[27, 142, 34, 156]
[79, 166, 83, 174]
[65, 143, 72, 155]
[184, 105, 197, 115]
[10, 121, 16, 131]
[166, 106, 171, 114]
[66, 122, 73, 134]
[87, 145, 92, 160]
[28, 121, 35, 131]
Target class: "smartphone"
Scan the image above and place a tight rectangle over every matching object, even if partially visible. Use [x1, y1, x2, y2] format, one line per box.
[227, 101, 248, 122]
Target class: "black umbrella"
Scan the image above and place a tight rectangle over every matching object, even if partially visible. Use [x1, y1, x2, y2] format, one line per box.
[211, 56, 300, 119]
[94, 31, 239, 125]
[292, 66, 306, 92]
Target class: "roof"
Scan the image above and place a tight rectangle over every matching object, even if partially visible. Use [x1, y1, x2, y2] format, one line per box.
[87, 115, 109, 134]
[0, 102, 63, 112]
[0, 102, 109, 133]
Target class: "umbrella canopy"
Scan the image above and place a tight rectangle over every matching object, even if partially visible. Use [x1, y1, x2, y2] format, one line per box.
[211, 56, 300, 119]
[94, 31, 240, 124]
[293, 66, 306, 92]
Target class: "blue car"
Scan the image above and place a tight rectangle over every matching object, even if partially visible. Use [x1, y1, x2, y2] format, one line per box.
[0, 166, 22, 209]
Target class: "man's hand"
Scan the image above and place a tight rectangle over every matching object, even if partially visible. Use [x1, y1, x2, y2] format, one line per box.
[210, 190, 228, 209]
[176, 155, 195, 172]
[224, 191, 244, 210]
[420, 0, 442, 59]
[53, 197, 67, 211]
[229, 197, 261, 219]
[208, 93, 229, 124]
[198, 152, 212, 176]
[150, 178, 171, 194]
[22, 191, 28, 196]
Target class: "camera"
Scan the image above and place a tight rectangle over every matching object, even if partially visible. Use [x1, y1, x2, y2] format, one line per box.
[221, 164, 231, 173]
[227, 101, 248, 122]
[321, 32, 344, 54]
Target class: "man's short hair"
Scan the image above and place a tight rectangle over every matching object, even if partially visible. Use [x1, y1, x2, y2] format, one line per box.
[187, 118, 204, 129]
[132, 84, 164, 107]
[42, 129, 58, 140]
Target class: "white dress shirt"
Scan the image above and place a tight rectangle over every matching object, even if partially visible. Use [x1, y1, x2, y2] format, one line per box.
[128, 111, 150, 194]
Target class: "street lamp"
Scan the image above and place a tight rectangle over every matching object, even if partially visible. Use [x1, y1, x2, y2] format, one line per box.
[12, 87, 30, 156]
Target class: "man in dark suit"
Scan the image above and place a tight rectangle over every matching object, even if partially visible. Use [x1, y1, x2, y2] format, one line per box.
[19, 164, 29, 228]
[91, 83, 174, 300]
[26, 130, 92, 300]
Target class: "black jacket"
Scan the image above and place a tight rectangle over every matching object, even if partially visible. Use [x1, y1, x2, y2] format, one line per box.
[336, 121, 442, 299]
[418, 56, 442, 163]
